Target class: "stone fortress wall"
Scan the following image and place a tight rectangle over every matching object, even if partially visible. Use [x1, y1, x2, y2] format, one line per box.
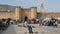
[0, 4, 60, 21]
[0, 6, 37, 21]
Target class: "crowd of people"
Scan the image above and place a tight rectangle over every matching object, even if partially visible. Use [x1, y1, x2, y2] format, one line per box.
[23, 17, 60, 33]
[0, 18, 17, 31]
[0, 18, 10, 30]
[39, 17, 60, 27]
[23, 17, 60, 27]
[0, 17, 59, 33]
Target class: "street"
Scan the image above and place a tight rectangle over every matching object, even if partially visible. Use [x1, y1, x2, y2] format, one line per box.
[0, 25, 16, 34]
[0, 23, 60, 34]
[14, 23, 60, 34]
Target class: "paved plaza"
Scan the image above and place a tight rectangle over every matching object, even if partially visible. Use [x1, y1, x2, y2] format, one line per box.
[0, 23, 60, 34]
[0, 25, 16, 34]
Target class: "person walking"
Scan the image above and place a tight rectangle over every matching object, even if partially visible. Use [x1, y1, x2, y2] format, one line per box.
[39, 18, 44, 26]
[27, 25, 33, 33]
[23, 16, 28, 27]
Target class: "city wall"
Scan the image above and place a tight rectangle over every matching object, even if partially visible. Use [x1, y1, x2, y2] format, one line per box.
[0, 11, 15, 20]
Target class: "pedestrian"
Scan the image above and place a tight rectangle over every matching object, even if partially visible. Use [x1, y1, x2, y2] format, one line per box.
[6, 18, 11, 26]
[23, 16, 28, 27]
[24, 21, 28, 27]
[54, 21, 58, 27]
[39, 18, 43, 26]
[27, 25, 33, 33]
[36, 18, 39, 23]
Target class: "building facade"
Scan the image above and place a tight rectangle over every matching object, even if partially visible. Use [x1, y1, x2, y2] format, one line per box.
[0, 6, 37, 21]
[0, 4, 60, 21]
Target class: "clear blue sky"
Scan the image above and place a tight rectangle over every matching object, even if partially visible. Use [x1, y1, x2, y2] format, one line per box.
[0, 0, 60, 12]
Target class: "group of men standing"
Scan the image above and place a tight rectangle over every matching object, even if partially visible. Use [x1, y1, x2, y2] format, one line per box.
[39, 17, 58, 27]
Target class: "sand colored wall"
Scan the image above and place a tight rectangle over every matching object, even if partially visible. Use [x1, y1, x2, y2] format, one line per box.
[15, 7, 21, 21]
[46, 13, 60, 18]
[31, 7, 37, 19]
[1, 5, 60, 21]
[21, 7, 37, 21]
[0, 11, 15, 19]
[21, 8, 31, 21]
[37, 13, 60, 19]
[37, 13, 41, 19]
[0, 7, 37, 21]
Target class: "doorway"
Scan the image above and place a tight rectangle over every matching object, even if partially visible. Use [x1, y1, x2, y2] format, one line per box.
[24, 16, 28, 21]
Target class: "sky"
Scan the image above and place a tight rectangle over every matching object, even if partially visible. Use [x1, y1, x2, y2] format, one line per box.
[0, 0, 60, 12]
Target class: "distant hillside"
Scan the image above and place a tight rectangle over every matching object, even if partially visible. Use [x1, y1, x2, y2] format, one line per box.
[0, 4, 17, 11]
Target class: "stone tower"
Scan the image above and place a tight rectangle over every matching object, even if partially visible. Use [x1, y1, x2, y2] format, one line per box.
[15, 6, 21, 21]
[40, 3, 46, 17]
[31, 7, 37, 19]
